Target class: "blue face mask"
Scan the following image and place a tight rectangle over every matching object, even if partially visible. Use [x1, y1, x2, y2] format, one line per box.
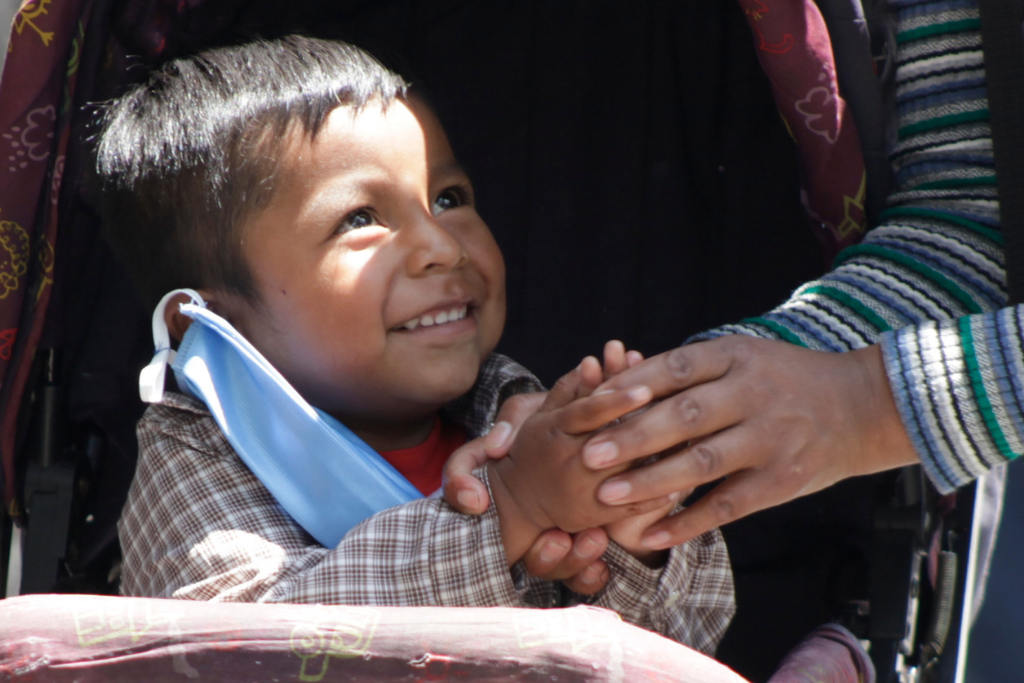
[139, 289, 422, 548]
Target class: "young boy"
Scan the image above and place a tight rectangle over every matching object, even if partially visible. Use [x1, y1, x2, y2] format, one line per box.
[99, 36, 734, 655]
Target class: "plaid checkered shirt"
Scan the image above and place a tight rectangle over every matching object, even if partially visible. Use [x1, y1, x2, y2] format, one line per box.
[118, 353, 735, 655]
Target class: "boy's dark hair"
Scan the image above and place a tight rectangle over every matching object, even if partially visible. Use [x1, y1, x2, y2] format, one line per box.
[92, 35, 408, 307]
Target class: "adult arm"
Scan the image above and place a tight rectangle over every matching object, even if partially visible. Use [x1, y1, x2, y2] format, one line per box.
[881, 306, 1024, 492]
[580, 0, 1005, 546]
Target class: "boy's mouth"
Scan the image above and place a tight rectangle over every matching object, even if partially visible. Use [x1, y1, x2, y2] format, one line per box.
[395, 304, 470, 331]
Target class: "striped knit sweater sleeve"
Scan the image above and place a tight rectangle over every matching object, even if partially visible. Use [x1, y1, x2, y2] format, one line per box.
[692, 0, 1014, 492]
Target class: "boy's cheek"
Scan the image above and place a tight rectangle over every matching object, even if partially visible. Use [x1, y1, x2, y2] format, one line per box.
[466, 222, 506, 329]
[476, 291, 507, 357]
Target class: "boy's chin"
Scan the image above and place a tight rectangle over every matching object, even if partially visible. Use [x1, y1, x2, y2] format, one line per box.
[422, 366, 483, 406]
[370, 379, 480, 431]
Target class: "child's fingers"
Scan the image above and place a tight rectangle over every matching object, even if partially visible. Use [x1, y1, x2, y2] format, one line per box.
[521, 528, 609, 582]
[557, 385, 653, 434]
[590, 492, 683, 529]
[443, 438, 490, 478]
[442, 474, 490, 515]
[483, 421, 513, 456]
[442, 438, 493, 514]
[521, 530, 571, 576]
[603, 491, 682, 556]
[577, 356, 603, 398]
[603, 340, 627, 378]
[562, 559, 610, 596]
[444, 390, 547, 514]
[638, 470, 765, 549]
[541, 363, 585, 411]
[626, 349, 644, 367]
[483, 391, 546, 458]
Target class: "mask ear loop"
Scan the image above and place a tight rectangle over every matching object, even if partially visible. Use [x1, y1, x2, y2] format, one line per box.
[139, 289, 206, 403]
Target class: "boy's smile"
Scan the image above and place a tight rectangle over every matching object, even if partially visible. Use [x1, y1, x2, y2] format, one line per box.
[212, 98, 506, 450]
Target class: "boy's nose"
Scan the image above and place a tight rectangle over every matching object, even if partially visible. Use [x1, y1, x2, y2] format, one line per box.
[403, 212, 467, 275]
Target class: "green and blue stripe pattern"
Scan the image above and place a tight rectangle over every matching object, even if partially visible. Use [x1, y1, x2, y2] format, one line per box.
[694, 0, 1017, 491]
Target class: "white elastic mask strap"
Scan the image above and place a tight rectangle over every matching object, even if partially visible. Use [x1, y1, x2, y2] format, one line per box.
[139, 288, 206, 403]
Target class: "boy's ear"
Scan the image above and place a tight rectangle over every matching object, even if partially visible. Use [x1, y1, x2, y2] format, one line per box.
[164, 290, 216, 342]
[164, 292, 195, 343]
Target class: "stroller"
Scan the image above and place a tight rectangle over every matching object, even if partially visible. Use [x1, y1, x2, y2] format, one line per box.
[0, 0, 1010, 680]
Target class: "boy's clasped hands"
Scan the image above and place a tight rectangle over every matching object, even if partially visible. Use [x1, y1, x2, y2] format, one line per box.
[445, 340, 686, 592]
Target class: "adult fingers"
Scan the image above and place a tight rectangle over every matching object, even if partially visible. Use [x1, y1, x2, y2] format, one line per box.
[588, 493, 684, 528]
[594, 426, 755, 506]
[593, 339, 740, 398]
[582, 375, 747, 469]
[557, 385, 653, 435]
[624, 343, 922, 546]
[639, 470, 775, 548]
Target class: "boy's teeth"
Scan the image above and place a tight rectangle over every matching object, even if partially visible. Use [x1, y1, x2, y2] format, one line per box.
[401, 306, 468, 330]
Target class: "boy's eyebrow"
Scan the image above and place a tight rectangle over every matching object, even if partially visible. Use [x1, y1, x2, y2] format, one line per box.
[305, 176, 371, 215]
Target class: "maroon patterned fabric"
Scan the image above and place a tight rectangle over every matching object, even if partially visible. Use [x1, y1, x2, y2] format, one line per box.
[0, 594, 749, 682]
[0, 0, 92, 509]
[738, 0, 868, 257]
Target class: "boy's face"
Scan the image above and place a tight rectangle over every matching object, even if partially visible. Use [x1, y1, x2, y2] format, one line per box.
[217, 98, 505, 430]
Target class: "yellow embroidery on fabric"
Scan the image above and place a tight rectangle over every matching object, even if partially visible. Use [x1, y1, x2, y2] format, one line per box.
[290, 608, 380, 682]
[834, 171, 868, 238]
[14, 0, 55, 47]
[73, 602, 173, 646]
[35, 236, 54, 302]
[0, 220, 29, 299]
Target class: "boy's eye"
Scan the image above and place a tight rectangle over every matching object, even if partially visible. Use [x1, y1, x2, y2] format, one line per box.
[336, 209, 379, 236]
[431, 187, 469, 216]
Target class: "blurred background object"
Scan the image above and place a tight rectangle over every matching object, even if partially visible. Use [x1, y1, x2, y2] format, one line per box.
[1, 0, 17, 61]
[966, 458, 1023, 683]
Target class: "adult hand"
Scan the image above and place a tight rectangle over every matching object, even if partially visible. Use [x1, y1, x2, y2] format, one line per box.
[580, 336, 921, 549]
